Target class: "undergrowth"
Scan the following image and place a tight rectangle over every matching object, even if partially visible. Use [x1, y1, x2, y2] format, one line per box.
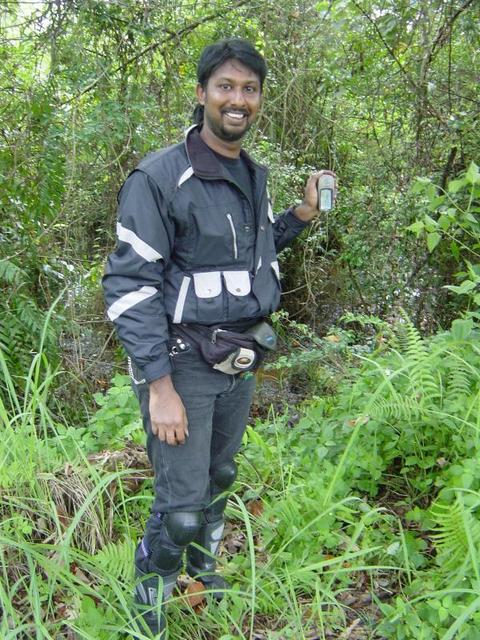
[1, 314, 480, 638]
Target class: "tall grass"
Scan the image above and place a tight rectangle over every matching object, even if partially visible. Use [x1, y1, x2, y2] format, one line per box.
[0, 335, 396, 639]
[2, 312, 480, 638]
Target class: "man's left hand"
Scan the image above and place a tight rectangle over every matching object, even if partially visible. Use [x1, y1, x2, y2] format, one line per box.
[293, 170, 337, 223]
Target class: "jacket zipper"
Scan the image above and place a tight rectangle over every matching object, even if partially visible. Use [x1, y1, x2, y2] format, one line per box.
[226, 214, 238, 260]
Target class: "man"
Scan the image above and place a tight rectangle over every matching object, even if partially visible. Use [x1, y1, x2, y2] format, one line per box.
[103, 39, 334, 636]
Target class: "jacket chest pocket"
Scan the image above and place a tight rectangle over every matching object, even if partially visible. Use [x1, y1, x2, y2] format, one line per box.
[187, 202, 250, 267]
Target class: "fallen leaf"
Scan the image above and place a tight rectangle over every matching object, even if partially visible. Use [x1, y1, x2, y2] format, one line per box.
[71, 563, 90, 585]
[184, 581, 206, 609]
[247, 499, 264, 517]
[338, 592, 357, 606]
[55, 601, 77, 621]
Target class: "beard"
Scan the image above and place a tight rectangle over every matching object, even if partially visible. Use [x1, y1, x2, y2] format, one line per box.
[204, 109, 252, 142]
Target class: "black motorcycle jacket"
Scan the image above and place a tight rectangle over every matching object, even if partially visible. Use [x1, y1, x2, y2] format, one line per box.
[103, 125, 309, 383]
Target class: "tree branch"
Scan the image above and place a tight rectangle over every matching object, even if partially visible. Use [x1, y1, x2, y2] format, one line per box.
[350, 0, 453, 126]
[62, 0, 252, 106]
[427, 0, 476, 67]
[350, 0, 419, 93]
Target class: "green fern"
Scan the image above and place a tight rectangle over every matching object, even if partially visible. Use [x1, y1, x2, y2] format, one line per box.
[444, 352, 476, 405]
[391, 314, 441, 406]
[391, 315, 426, 359]
[370, 394, 423, 421]
[430, 495, 480, 576]
[92, 537, 136, 584]
[0, 259, 25, 287]
[0, 258, 57, 383]
[0, 308, 28, 363]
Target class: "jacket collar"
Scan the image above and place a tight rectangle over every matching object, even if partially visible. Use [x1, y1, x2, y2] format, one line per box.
[184, 124, 267, 180]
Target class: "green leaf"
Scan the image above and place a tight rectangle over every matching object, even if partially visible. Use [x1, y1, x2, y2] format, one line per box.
[425, 183, 437, 201]
[386, 541, 400, 555]
[406, 220, 424, 235]
[450, 241, 460, 260]
[450, 318, 473, 340]
[466, 161, 479, 185]
[427, 232, 441, 252]
[466, 261, 480, 278]
[461, 472, 474, 488]
[448, 178, 468, 193]
[445, 280, 477, 295]
[427, 195, 445, 211]
[93, 392, 105, 405]
[423, 214, 438, 232]
[465, 212, 477, 224]
[438, 215, 451, 231]
[410, 177, 431, 194]
[438, 606, 449, 623]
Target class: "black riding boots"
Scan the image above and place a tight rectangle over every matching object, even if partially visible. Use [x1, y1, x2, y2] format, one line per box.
[185, 464, 237, 600]
[133, 511, 202, 637]
[186, 515, 229, 600]
[133, 563, 177, 637]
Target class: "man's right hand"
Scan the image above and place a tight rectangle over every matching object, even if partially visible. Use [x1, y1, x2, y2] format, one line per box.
[149, 376, 189, 446]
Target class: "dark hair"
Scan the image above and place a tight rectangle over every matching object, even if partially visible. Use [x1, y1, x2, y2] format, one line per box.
[193, 38, 267, 125]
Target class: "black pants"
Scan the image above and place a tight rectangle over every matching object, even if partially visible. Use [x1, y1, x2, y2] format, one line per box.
[132, 343, 256, 514]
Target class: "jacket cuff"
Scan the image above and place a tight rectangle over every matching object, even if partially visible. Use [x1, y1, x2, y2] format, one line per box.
[142, 356, 173, 384]
[284, 207, 311, 231]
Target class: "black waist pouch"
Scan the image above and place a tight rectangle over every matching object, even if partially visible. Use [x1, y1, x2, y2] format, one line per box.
[174, 322, 275, 375]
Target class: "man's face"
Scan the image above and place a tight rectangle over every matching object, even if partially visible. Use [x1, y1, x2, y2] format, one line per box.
[196, 59, 262, 143]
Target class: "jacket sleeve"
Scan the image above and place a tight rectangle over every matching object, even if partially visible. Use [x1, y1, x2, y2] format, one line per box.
[102, 170, 175, 383]
[272, 207, 310, 253]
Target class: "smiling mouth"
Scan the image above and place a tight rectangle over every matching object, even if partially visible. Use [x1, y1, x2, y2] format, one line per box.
[223, 110, 248, 122]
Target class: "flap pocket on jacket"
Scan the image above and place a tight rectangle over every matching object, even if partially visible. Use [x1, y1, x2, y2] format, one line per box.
[193, 271, 222, 298]
[271, 260, 280, 282]
[223, 270, 251, 296]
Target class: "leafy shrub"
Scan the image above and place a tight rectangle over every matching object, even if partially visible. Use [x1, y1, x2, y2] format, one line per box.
[87, 374, 143, 452]
[407, 161, 480, 319]
[241, 314, 480, 636]
[0, 258, 58, 388]
[55, 373, 144, 455]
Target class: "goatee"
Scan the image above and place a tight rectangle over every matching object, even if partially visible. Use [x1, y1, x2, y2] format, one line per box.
[204, 112, 251, 142]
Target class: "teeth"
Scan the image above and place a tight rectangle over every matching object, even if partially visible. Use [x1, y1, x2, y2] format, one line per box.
[225, 112, 245, 119]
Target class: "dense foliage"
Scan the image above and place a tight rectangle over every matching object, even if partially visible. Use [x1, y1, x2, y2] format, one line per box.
[1, 0, 480, 638]
[1, 0, 479, 355]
